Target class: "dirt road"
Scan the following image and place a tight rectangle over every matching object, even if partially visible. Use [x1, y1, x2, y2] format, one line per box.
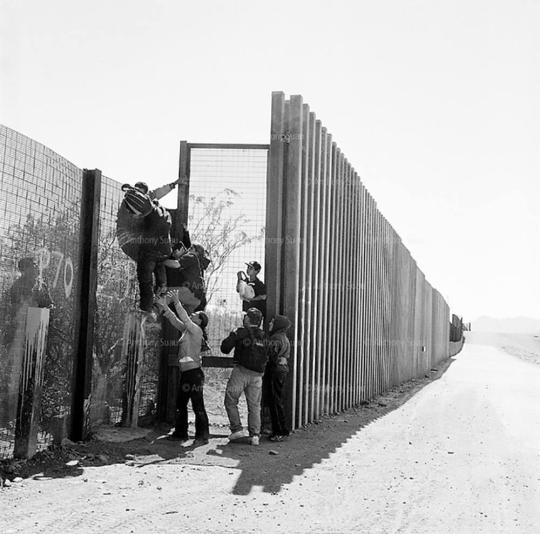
[2, 332, 540, 533]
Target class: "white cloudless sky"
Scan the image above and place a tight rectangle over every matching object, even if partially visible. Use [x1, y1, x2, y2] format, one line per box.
[1, 0, 538, 321]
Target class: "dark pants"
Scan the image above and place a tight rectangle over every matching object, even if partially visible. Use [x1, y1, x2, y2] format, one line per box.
[263, 366, 289, 436]
[174, 368, 209, 440]
[137, 248, 168, 311]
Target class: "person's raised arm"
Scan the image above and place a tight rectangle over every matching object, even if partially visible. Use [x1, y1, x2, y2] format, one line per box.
[151, 179, 180, 201]
[168, 290, 198, 331]
[155, 298, 185, 332]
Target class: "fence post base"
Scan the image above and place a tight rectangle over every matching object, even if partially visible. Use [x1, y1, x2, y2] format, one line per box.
[120, 312, 146, 428]
[14, 307, 50, 459]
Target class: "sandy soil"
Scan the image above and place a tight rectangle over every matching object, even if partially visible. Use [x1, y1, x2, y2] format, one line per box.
[2, 332, 540, 533]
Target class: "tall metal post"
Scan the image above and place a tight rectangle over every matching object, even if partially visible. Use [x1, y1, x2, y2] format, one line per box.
[71, 169, 101, 441]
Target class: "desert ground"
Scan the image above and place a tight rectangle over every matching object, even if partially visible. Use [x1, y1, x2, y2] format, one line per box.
[2, 331, 540, 534]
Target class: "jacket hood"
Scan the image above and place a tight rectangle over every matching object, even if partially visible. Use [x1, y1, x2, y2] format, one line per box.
[192, 243, 211, 270]
[271, 314, 291, 333]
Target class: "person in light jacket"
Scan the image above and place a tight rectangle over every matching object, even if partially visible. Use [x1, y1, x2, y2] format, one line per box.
[156, 290, 210, 445]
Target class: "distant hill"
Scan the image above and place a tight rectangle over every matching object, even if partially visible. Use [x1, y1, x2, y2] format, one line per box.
[473, 316, 540, 334]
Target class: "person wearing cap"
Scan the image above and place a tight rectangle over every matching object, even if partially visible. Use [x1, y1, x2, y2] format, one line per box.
[116, 179, 180, 315]
[263, 314, 292, 441]
[220, 307, 268, 446]
[155, 290, 210, 445]
[236, 261, 266, 318]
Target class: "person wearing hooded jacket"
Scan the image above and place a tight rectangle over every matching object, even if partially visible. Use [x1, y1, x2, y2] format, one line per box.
[165, 242, 210, 313]
[263, 314, 292, 441]
[116, 180, 179, 313]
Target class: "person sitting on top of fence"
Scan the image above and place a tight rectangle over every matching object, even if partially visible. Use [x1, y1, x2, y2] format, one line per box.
[116, 179, 180, 316]
[164, 242, 211, 314]
[236, 260, 267, 318]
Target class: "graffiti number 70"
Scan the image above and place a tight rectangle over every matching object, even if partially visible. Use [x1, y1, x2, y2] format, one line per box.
[36, 248, 74, 298]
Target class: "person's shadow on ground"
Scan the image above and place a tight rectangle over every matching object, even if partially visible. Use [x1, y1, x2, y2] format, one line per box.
[204, 358, 455, 495]
[2, 359, 454, 491]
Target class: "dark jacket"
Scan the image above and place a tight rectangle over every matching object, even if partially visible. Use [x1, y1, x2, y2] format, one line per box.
[116, 200, 172, 260]
[221, 326, 268, 373]
[166, 249, 207, 303]
[268, 315, 291, 371]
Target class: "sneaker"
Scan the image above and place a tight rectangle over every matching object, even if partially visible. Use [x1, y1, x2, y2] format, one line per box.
[228, 430, 246, 441]
[166, 434, 188, 444]
[193, 437, 209, 446]
[250, 435, 260, 446]
[269, 434, 284, 442]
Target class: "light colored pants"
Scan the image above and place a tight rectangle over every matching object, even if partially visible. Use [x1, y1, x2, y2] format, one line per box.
[224, 365, 263, 437]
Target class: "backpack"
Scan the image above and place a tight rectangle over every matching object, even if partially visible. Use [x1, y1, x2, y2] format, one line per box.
[123, 187, 153, 217]
[240, 328, 268, 373]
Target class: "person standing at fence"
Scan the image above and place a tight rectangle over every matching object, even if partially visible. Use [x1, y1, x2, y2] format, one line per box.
[155, 290, 210, 445]
[221, 307, 268, 446]
[236, 261, 267, 318]
[263, 314, 291, 442]
[116, 180, 180, 316]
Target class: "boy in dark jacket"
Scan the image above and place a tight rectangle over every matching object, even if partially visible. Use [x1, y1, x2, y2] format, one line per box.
[263, 314, 291, 441]
[165, 242, 210, 313]
[221, 308, 268, 446]
[116, 180, 179, 314]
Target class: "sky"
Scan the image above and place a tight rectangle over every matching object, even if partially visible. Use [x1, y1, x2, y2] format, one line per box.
[1, 0, 538, 322]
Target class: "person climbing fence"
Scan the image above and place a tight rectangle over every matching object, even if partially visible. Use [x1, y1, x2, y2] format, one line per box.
[165, 242, 211, 314]
[116, 180, 180, 316]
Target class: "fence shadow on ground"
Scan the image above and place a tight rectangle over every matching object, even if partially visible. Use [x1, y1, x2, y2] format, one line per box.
[1, 356, 456, 492]
[216, 356, 456, 495]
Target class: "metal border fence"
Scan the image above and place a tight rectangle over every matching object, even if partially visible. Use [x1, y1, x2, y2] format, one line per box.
[1, 91, 457, 457]
[265, 93, 450, 428]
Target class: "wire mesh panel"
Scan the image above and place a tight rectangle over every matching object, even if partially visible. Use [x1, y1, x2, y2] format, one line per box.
[90, 176, 162, 428]
[0, 125, 82, 458]
[185, 145, 268, 425]
[187, 145, 268, 351]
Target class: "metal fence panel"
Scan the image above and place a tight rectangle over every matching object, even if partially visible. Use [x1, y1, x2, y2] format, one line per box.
[266, 93, 453, 429]
[0, 125, 82, 458]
